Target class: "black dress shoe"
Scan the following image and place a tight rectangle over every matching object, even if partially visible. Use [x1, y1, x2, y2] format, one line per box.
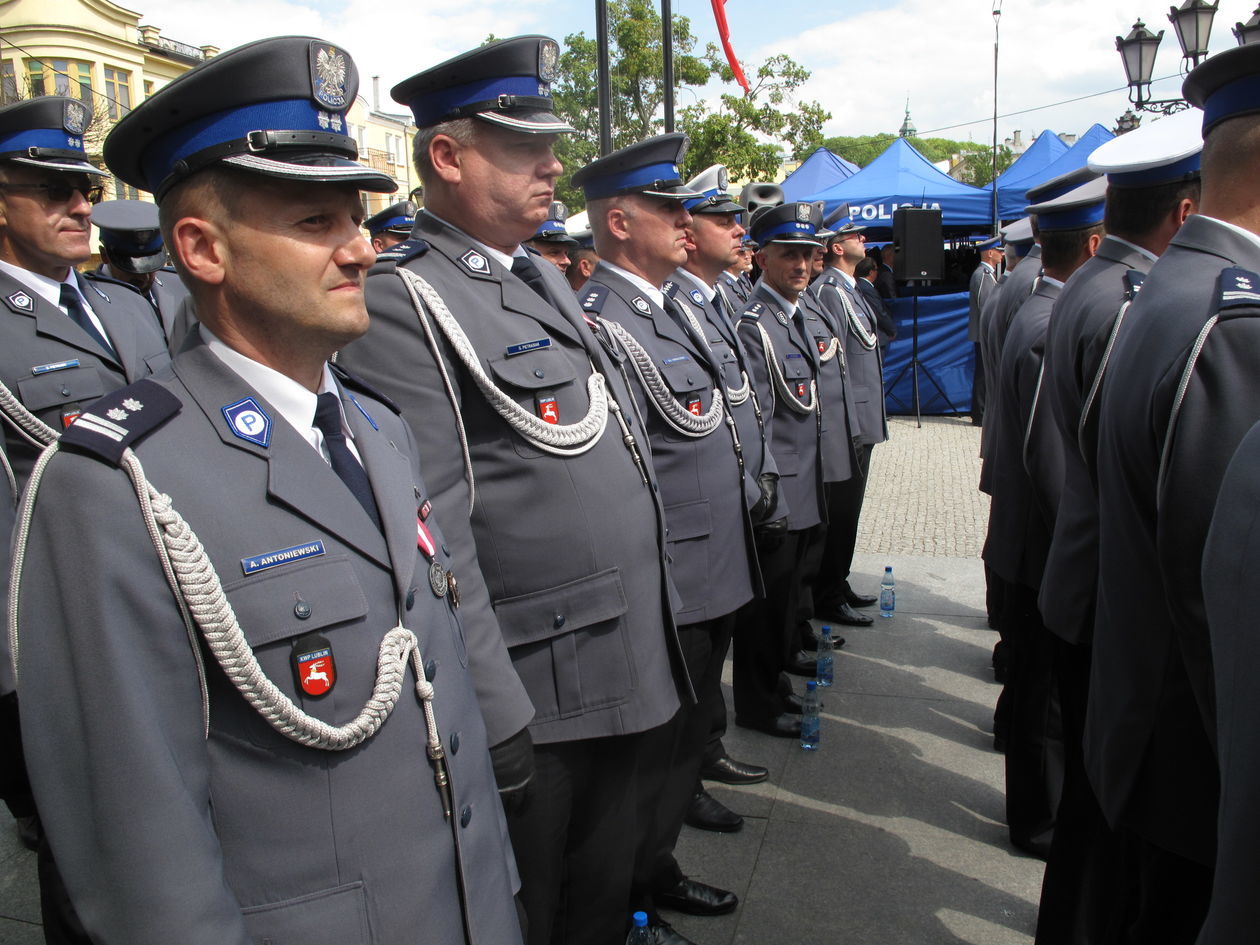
[685, 788, 743, 832]
[784, 649, 818, 676]
[845, 589, 879, 608]
[781, 690, 804, 713]
[700, 755, 769, 785]
[826, 602, 873, 626]
[735, 712, 802, 738]
[645, 918, 700, 944]
[657, 877, 739, 916]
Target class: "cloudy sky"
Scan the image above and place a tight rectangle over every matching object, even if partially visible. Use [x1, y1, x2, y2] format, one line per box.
[138, 0, 1248, 143]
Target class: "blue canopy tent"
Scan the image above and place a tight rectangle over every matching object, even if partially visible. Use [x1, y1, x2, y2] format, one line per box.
[986, 130, 1070, 219]
[1013, 123, 1114, 204]
[810, 137, 993, 230]
[781, 147, 858, 202]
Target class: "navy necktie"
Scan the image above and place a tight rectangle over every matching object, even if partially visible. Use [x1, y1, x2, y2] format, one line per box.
[314, 392, 382, 531]
[511, 255, 552, 305]
[59, 283, 117, 361]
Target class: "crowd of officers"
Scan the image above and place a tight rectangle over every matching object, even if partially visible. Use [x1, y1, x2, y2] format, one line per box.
[975, 41, 1260, 945]
[0, 30, 897, 945]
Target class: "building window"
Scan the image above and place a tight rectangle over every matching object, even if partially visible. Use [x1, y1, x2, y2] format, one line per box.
[143, 79, 154, 99]
[113, 178, 139, 200]
[1, 61, 16, 104]
[103, 67, 132, 119]
[28, 59, 93, 101]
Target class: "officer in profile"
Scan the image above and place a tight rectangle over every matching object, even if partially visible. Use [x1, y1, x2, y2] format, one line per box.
[337, 36, 687, 945]
[12, 35, 522, 945]
[92, 198, 190, 345]
[526, 200, 579, 274]
[967, 236, 1001, 425]
[363, 199, 416, 253]
[0, 94, 170, 945]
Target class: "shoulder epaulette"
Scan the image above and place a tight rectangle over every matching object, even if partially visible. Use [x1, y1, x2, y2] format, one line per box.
[329, 362, 402, 414]
[59, 379, 182, 466]
[1123, 269, 1145, 301]
[1216, 266, 1260, 312]
[373, 238, 430, 269]
[820, 273, 839, 286]
[581, 282, 610, 314]
[662, 280, 678, 298]
[740, 301, 764, 321]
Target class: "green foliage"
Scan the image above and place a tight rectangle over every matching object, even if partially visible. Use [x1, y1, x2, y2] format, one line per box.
[951, 145, 1015, 187]
[818, 133, 1014, 186]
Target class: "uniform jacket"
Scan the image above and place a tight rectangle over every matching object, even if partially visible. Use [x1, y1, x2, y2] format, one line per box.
[736, 282, 824, 532]
[15, 339, 521, 945]
[967, 261, 998, 343]
[808, 267, 887, 447]
[339, 211, 686, 746]
[857, 277, 896, 346]
[717, 270, 749, 309]
[874, 263, 896, 300]
[151, 269, 192, 346]
[1089, 214, 1260, 865]
[583, 263, 755, 624]
[797, 288, 857, 483]
[982, 278, 1061, 590]
[1037, 237, 1154, 644]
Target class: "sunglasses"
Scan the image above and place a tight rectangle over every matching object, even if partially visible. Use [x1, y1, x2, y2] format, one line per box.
[0, 181, 105, 205]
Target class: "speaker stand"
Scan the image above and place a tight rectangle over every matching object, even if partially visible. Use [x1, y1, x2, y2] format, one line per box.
[887, 284, 959, 428]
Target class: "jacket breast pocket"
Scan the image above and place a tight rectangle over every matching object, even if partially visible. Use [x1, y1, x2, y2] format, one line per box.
[488, 346, 580, 460]
[657, 357, 711, 441]
[493, 568, 632, 722]
[18, 366, 106, 417]
[241, 880, 372, 945]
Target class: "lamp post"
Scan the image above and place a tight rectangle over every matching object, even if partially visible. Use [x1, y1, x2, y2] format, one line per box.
[1115, 2, 1223, 115]
[1234, 5, 1260, 43]
[1169, 0, 1219, 65]
[991, 0, 1001, 236]
[1115, 108, 1142, 134]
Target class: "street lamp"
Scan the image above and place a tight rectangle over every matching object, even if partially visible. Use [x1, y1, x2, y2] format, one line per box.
[1168, 0, 1219, 65]
[1115, 108, 1142, 133]
[1234, 5, 1260, 43]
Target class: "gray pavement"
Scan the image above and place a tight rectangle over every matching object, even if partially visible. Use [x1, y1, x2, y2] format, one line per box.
[0, 415, 1045, 944]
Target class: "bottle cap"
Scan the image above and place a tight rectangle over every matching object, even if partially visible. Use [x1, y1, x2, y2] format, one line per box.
[633, 911, 648, 928]
[806, 679, 817, 691]
[821, 625, 831, 637]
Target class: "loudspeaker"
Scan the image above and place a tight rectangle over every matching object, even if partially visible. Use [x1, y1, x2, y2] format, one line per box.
[892, 207, 943, 281]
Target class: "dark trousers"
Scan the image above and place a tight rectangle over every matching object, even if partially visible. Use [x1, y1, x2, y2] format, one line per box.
[971, 342, 986, 424]
[631, 614, 736, 914]
[1001, 582, 1063, 856]
[508, 733, 643, 945]
[733, 530, 806, 724]
[1035, 633, 1129, 945]
[1116, 834, 1213, 945]
[814, 445, 871, 611]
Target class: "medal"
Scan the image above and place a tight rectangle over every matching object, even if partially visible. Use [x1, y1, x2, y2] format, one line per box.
[292, 632, 335, 697]
[430, 560, 448, 598]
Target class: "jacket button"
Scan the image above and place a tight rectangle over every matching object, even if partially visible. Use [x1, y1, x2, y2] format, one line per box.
[450, 732, 460, 755]
[425, 659, 437, 681]
[460, 805, 472, 827]
[293, 601, 311, 619]
[534, 369, 545, 378]
[405, 588, 416, 610]
[553, 614, 565, 629]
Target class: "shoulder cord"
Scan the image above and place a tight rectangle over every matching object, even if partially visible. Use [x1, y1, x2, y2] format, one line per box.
[395, 268, 614, 513]
[1077, 298, 1132, 457]
[596, 316, 725, 438]
[667, 302, 748, 479]
[756, 322, 818, 415]
[1022, 363, 1045, 473]
[830, 284, 878, 351]
[677, 300, 751, 405]
[9, 441, 454, 811]
[1156, 314, 1219, 512]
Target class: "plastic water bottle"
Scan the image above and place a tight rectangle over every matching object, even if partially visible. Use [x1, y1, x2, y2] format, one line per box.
[880, 566, 896, 618]
[626, 911, 652, 944]
[800, 680, 821, 750]
[816, 625, 834, 687]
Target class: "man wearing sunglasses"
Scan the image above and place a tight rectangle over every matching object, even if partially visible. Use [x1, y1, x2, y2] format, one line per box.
[0, 95, 169, 945]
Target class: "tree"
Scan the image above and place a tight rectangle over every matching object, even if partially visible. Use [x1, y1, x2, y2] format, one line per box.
[951, 144, 1015, 187]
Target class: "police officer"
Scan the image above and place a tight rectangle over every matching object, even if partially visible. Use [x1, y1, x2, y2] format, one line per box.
[336, 37, 687, 945]
[91, 198, 190, 346]
[575, 139, 755, 941]
[807, 215, 887, 625]
[732, 202, 827, 739]
[0, 94, 170, 945]
[13, 35, 522, 945]
[986, 177, 1106, 860]
[526, 200, 579, 274]
[1091, 44, 1260, 942]
[1033, 109, 1201, 945]
[363, 199, 417, 253]
[967, 237, 1001, 425]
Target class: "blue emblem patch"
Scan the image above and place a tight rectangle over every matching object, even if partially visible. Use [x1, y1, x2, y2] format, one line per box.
[506, 338, 552, 357]
[690, 289, 705, 305]
[242, 540, 326, 575]
[222, 397, 272, 448]
[348, 393, 378, 431]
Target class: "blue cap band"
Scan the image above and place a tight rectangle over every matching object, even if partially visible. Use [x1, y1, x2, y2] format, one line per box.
[1034, 201, 1105, 231]
[580, 160, 682, 200]
[1203, 73, 1260, 133]
[369, 214, 413, 234]
[1013, 242, 1033, 257]
[102, 232, 163, 254]
[406, 75, 543, 127]
[0, 127, 87, 156]
[755, 220, 819, 242]
[682, 189, 721, 211]
[1108, 151, 1201, 188]
[536, 220, 566, 234]
[142, 98, 344, 193]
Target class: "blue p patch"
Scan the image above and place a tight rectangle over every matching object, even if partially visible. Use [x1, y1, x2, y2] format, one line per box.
[222, 397, 272, 448]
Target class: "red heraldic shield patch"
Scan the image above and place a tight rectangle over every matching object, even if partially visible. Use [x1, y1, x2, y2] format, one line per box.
[687, 396, 703, 416]
[536, 394, 559, 425]
[292, 633, 336, 697]
[796, 382, 807, 398]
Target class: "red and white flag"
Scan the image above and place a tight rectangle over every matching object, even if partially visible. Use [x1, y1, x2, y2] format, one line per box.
[710, 0, 750, 94]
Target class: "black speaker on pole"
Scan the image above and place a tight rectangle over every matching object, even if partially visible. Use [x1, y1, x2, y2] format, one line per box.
[892, 207, 943, 281]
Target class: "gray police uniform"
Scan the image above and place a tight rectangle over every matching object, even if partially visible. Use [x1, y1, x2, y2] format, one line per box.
[968, 261, 998, 343]
[809, 270, 886, 448]
[150, 269, 192, 345]
[14, 340, 522, 945]
[797, 288, 856, 484]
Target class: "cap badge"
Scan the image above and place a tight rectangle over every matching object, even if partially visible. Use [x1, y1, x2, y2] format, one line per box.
[63, 101, 87, 136]
[311, 44, 349, 110]
[717, 167, 729, 191]
[538, 40, 561, 82]
[796, 204, 812, 223]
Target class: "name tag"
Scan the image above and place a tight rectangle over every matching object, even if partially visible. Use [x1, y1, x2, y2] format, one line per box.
[663, 355, 690, 365]
[506, 338, 551, 357]
[241, 540, 326, 575]
[32, 359, 80, 375]
[786, 353, 804, 359]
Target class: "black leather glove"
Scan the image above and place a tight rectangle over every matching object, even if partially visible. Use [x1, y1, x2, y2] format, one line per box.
[750, 472, 780, 525]
[488, 725, 535, 815]
[754, 514, 789, 554]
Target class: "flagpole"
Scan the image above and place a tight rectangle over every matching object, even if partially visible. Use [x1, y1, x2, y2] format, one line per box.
[597, 0, 613, 155]
[662, 0, 675, 132]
